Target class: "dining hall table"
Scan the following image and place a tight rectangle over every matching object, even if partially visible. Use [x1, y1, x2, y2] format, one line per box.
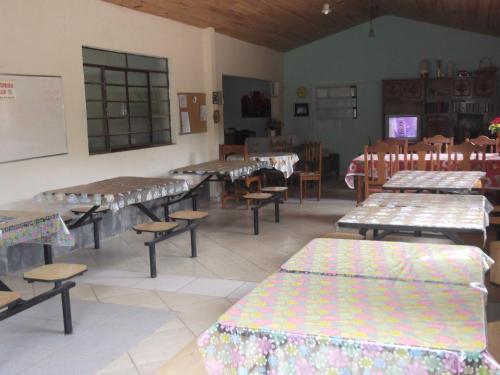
[226, 152, 300, 179]
[383, 170, 485, 192]
[337, 192, 492, 244]
[198, 238, 499, 374]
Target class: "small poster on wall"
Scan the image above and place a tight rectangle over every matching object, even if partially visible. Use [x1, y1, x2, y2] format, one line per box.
[0, 81, 16, 99]
[241, 91, 271, 118]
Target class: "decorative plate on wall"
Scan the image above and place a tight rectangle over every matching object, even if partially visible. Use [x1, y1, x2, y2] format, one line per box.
[297, 86, 308, 98]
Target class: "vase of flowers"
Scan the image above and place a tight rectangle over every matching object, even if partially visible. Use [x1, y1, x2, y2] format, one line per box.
[489, 117, 500, 136]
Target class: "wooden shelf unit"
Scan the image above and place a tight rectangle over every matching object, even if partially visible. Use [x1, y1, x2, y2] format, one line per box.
[383, 75, 497, 142]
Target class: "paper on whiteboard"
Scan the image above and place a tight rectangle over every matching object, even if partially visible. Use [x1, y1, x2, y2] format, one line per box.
[0, 81, 15, 99]
[200, 105, 207, 121]
[181, 111, 191, 133]
[178, 95, 187, 108]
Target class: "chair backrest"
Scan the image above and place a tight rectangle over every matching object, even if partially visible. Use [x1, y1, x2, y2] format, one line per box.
[303, 142, 322, 174]
[219, 144, 249, 161]
[447, 141, 486, 171]
[423, 135, 453, 153]
[271, 139, 293, 152]
[364, 142, 399, 198]
[467, 135, 497, 153]
[378, 138, 408, 169]
[407, 141, 440, 171]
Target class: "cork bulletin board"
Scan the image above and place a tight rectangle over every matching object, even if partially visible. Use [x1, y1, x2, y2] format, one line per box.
[178, 92, 207, 135]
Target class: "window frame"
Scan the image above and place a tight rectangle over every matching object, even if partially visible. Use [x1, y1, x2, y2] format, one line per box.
[83, 47, 172, 155]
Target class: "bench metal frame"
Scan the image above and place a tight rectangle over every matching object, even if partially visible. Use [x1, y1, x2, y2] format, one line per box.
[250, 192, 284, 235]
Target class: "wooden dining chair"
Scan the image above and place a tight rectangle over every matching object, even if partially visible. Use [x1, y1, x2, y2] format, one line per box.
[219, 144, 261, 208]
[423, 135, 453, 153]
[447, 141, 486, 171]
[294, 142, 322, 203]
[407, 142, 441, 171]
[378, 138, 408, 170]
[467, 135, 497, 153]
[364, 142, 399, 199]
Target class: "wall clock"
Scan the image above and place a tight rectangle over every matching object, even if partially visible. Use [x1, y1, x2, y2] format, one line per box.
[296, 86, 308, 98]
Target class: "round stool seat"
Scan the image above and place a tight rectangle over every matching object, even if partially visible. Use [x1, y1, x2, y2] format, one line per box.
[24, 263, 88, 283]
[71, 205, 109, 214]
[133, 221, 178, 233]
[169, 210, 208, 220]
[0, 291, 20, 308]
[261, 186, 288, 192]
[243, 193, 272, 200]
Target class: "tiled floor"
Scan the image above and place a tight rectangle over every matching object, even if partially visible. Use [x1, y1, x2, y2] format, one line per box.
[3, 187, 500, 374]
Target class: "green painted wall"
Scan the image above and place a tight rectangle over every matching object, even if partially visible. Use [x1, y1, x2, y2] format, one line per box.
[284, 15, 500, 173]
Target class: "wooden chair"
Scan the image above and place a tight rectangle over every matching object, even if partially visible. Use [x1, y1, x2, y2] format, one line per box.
[378, 138, 408, 170]
[447, 141, 486, 171]
[219, 144, 262, 208]
[294, 142, 322, 203]
[467, 135, 497, 153]
[423, 135, 453, 153]
[364, 142, 399, 199]
[407, 141, 440, 171]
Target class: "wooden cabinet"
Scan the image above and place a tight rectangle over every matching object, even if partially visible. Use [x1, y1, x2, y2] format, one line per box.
[402, 80, 423, 100]
[453, 79, 471, 97]
[383, 80, 423, 101]
[473, 76, 496, 97]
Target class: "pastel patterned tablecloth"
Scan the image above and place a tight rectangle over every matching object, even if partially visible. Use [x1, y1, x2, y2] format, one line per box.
[228, 153, 300, 179]
[338, 204, 488, 234]
[37, 176, 189, 212]
[0, 211, 73, 248]
[383, 170, 486, 192]
[280, 238, 493, 286]
[345, 153, 499, 190]
[171, 160, 265, 182]
[198, 272, 499, 375]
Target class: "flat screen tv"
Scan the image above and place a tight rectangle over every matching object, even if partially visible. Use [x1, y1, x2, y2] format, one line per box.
[385, 115, 421, 141]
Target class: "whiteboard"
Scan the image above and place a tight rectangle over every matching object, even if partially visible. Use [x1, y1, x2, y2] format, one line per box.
[0, 74, 67, 163]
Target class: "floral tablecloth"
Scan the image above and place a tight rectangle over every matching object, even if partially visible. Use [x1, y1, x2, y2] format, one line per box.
[337, 204, 488, 235]
[198, 272, 499, 374]
[228, 153, 300, 179]
[0, 211, 73, 248]
[171, 160, 265, 182]
[37, 176, 189, 212]
[280, 238, 493, 286]
[383, 170, 486, 192]
[345, 153, 500, 189]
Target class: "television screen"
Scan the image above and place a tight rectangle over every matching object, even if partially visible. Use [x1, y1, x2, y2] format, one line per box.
[386, 115, 420, 140]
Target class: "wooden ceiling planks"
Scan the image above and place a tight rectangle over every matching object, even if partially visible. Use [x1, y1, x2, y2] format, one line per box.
[103, 0, 500, 51]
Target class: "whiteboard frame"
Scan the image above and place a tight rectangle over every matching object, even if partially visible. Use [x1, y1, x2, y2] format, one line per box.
[0, 73, 68, 164]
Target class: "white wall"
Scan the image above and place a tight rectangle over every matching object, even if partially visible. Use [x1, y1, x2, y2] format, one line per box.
[0, 0, 284, 208]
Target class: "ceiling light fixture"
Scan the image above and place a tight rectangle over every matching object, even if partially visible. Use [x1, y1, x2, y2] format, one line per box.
[321, 3, 332, 15]
[368, 0, 376, 37]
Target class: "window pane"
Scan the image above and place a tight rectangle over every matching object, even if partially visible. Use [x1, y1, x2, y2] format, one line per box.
[110, 135, 130, 149]
[151, 102, 169, 116]
[131, 132, 150, 146]
[106, 85, 126, 101]
[83, 47, 126, 67]
[128, 87, 148, 102]
[128, 72, 147, 86]
[107, 102, 127, 117]
[85, 84, 102, 100]
[152, 117, 170, 130]
[109, 118, 129, 135]
[105, 70, 125, 85]
[89, 136, 106, 153]
[84, 66, 101, 83]
[151, 87, 168, 101]
[127, 54, 167, 71]
[153, 130, 170, 144]
[150, 73, 167, 86]
[86, 102, 104, 118]
[88, 119, 105, 136]
[130, 102, 149, 117]
[131, 117, 151, 132]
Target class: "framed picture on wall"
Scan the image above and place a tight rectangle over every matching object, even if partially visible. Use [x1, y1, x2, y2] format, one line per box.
[294, 103, 309, 117]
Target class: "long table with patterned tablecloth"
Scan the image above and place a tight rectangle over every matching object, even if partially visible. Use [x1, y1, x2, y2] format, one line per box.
[383, 170, 486, 192]
[280, 238, 493, 286]
[198, 239, 499, 374]
[227, 152, 299, 179]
